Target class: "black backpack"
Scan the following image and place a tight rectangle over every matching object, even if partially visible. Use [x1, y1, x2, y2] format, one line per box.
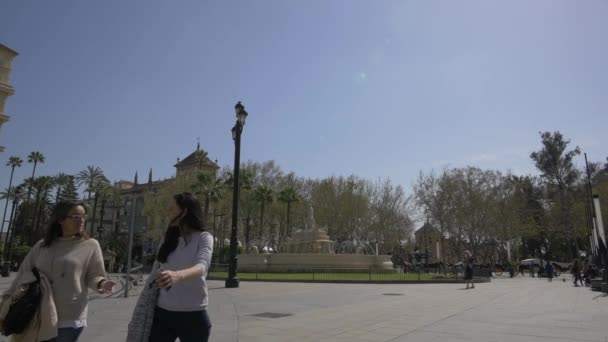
[2, 267, 42, 336]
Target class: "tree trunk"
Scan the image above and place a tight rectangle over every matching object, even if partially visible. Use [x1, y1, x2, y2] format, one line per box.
[259, 200, 265, 239]
[99, 199, 106, 243]
[90, 195, 99, 237]
[203, 196, 210, 227]
[0, 166, 16, 236]
[286, 201, 291, 236]
[55, 187, 61, 203]
[34, 188, 50, 242]
[29, 189, 43, 245]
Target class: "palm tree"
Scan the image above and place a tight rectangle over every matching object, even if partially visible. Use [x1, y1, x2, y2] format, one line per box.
[193, 149, 209, 170]
[32, 176, 53, 243]
[0, 187, 15, 201]
[1, 156, 23, 235]
[76, 166, 109, 200]
[53, 173, 71, 203]
[22, 152, 45, 237]
[27, 152, 45, 182]
[88, 179, 111, 237]
[94, 183, 114, 242]
[254, 185, 274, 239]
[192, 171, 225, 226]
[278, 186, 300, 237]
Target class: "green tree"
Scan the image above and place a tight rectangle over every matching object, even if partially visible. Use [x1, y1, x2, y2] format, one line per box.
[53, 173, 72, 203]
[92, 182, 117, 243]
[253, 185, 274, 239]
[1, 156, 23, 235]
[530, 131, 581, 259]
[76, 165, 109, 200]
[22, 152, 45, 238]
[60, 176, 80, 201]
[191, 171, 224, 226]
[27, 152, 45, 183]
[278, 186, 300, 237]
[31, 176, 53, 244]
[89, 179, 111, 238]
[143, 173, 197, 246]
[193, 149, 209, 170]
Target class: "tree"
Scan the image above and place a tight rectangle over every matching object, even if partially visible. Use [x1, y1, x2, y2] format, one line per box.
[27, 152, 45, 183]
[253, 185, 274, 240]
[60, 176, 80, 201]
[76, 166, 109, 200]
[278, 186, 300, 237]
[193, 149, 209, 170]
[53, 173, 72, 203]
[191, 171, 224, 226]
[28, 176, 53, 244]
[1, 156, 23, 236]
[89, 178, 111, 237]
[94, 183, 115, 242]
[23, 152, 45, 237]
[143, 173, 197, 246]
[530, 131, 581, 258]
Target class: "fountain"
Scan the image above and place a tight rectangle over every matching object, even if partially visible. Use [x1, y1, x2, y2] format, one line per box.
[238, 203, 393, 272]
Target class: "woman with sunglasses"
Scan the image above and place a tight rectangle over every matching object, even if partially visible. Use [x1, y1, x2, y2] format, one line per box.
[2, 200, 114, 341]
[149, 192, 214, 342]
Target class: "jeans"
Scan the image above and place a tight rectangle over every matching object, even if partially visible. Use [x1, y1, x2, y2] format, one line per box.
[149, 307, 212, 342]
[43, 327, 84, 342]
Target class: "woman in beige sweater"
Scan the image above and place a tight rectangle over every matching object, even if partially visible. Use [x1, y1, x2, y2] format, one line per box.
[8, 200, 115, 342]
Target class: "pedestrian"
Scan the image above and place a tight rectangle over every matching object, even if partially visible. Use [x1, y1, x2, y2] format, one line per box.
[146, 192, 214, 342]
[572, 258, 583, 286]
[1, 200, 114, 341]
[463, 250, 475, 289]
[544, 261, 554, 282]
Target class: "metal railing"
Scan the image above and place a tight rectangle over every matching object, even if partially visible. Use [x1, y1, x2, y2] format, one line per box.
[207, 263, 490, 282]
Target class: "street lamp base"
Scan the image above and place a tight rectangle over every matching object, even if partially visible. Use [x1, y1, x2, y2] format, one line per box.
[225, 277, 240, 288]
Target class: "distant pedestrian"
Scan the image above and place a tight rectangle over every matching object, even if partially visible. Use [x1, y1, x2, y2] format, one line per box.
[544, 262, 554, 282]
[572, 258, 583, 286]
[463, 250, 475, 289]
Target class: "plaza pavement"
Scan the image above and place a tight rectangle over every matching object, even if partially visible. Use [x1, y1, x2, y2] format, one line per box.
[1, 274, 607, 342]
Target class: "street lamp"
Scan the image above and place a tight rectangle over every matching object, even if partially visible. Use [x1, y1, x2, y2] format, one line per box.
[226, 101, 248, 288]
[125, 196, 138, 297]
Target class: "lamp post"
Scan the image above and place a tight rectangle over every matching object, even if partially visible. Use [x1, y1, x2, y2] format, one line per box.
[2, 186, 22, 277]
[226, 101, 248, 288]
[125, 196, 138, 298]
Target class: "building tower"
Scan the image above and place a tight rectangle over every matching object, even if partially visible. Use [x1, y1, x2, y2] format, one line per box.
[0, 44, 18, 153]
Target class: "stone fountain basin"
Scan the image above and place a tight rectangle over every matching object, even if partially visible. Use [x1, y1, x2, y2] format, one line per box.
[238, 253, 393, 272]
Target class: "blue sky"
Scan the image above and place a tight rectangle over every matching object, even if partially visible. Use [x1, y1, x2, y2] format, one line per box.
[0, 0, 606, 193]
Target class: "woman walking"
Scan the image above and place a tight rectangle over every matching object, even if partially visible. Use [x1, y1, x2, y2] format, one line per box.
[545, 261, 554, 282]
[464, 251, 475, 289]
[2, 200, 114, 341]
[148, 192, 214, 342]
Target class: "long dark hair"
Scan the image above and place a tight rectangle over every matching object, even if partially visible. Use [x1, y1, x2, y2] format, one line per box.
[43, 200, 90, 247]
[157, 192, 206, 263]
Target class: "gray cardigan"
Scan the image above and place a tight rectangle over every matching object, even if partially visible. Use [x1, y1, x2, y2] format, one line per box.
[126, 261, 160, 342]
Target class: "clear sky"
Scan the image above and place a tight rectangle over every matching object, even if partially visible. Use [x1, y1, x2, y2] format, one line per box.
[1, 0, 606, 193]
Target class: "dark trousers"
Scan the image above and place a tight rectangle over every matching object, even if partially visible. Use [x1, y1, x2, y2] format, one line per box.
[149, 307, 211, 342]
[43, 327, 84, 342]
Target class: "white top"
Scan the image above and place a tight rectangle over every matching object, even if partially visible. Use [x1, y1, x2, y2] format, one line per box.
[58, 319, 87, 329]
[157, 231, 213, 312]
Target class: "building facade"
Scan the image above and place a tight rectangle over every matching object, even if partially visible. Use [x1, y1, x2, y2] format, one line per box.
[93, 146, 220, 270]
[0, 44, 18, 153]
